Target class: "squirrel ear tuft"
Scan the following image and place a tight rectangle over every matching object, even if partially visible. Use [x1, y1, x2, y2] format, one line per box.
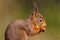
[33, 2, 40, 17]
[33, 2, 39, 12]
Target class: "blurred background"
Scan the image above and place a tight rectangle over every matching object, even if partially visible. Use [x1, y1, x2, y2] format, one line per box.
[0, 0, 60, 40]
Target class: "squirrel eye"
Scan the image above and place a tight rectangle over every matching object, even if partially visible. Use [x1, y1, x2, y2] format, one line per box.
[40, 19, 42, 23]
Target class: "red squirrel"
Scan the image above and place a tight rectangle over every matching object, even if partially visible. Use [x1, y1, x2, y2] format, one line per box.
[5, 2, 46, 40]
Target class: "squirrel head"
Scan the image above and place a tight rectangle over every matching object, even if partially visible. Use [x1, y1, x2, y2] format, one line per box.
[31, 3, 46, 33]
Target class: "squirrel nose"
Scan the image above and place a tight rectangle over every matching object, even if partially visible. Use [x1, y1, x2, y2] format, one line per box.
[42, 22, 46, 27]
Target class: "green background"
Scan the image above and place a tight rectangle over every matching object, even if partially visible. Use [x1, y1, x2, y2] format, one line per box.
[0, 0, 60, 40]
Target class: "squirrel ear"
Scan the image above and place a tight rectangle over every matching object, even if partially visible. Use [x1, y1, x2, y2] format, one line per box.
[35, 11, 39, 17]
[31, 12, 36, 22]
[31, 2, 40, 20]
[32, 12, 35, 18]
[32, 11, 39, 18]
[33, 2, 40, 17]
